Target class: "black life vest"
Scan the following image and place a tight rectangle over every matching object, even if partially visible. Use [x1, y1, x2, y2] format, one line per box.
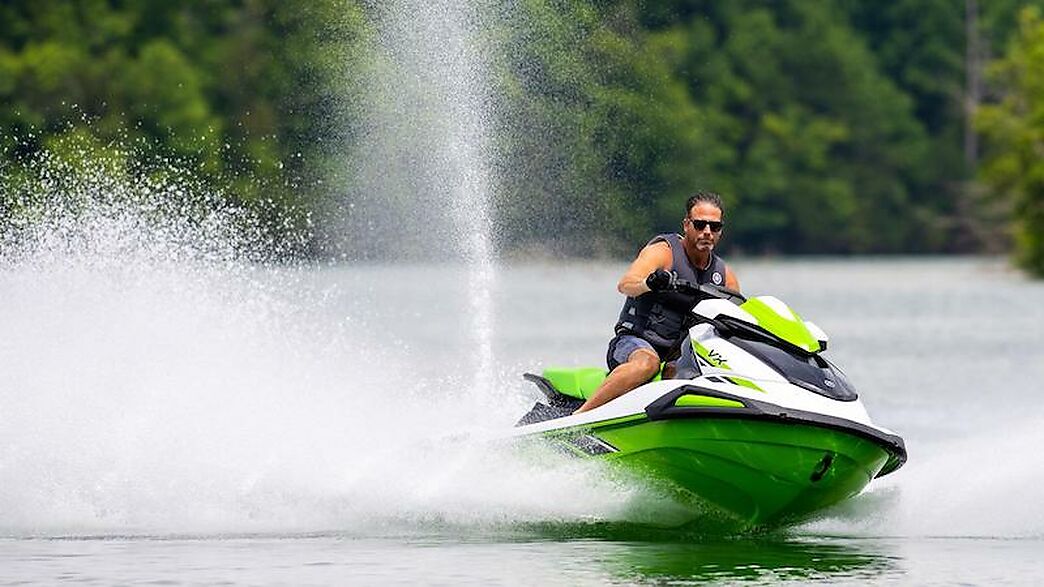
[614, 233, 727, 355]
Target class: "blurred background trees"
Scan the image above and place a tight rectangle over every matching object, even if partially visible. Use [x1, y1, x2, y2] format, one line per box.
[1, 0, 1043, 273]
[977, 6, 1044, 276]
[0, 0, 364, 253]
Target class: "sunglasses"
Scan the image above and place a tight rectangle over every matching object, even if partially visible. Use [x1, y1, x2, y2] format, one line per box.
[688, 218, 724, 232]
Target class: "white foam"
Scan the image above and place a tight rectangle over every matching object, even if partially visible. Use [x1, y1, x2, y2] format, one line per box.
[0, 153, 648, 536]
[803, 416, 1044, 539]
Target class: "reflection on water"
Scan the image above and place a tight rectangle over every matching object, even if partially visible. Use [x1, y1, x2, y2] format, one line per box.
[506, 522, 900, 584]
[0, 531, 903, 586]
[598, 537, 899, 584]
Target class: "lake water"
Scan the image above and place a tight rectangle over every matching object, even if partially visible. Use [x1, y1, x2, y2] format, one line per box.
[2, 257, 1043, 584]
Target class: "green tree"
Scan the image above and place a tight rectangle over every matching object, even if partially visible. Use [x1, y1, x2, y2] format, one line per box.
[0, 0, 366, 257]
[844, 0, 969, 250]
[977, 7, 1044, 276]
[492, 0, 708, 256]
[639, 1, 930, 253]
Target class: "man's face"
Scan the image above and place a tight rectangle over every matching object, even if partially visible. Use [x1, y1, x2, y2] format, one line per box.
[683, 201, 724, 253]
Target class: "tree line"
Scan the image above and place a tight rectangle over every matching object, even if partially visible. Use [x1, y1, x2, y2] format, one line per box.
[1, 0, 1042, 274]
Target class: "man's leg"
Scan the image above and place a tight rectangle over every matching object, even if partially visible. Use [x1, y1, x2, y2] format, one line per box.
[574, 347, 660, 413]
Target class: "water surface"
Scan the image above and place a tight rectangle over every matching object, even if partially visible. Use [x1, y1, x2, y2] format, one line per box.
[2, 257, 1042, 584]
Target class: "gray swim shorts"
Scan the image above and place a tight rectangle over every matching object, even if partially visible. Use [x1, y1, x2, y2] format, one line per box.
[607, 334, 656, 370]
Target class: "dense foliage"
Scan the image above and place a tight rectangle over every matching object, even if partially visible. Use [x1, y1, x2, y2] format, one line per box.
[1, 1, 1043, 271]
[0, 0, 365, 254]
[978, 7, 1044, 275]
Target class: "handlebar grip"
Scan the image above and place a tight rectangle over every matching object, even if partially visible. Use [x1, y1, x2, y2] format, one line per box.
[673, 279, 746, 304]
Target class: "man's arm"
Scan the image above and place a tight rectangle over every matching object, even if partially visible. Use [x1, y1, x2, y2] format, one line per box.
[617, 242, 672, 297]
[724, 264, 740, 291]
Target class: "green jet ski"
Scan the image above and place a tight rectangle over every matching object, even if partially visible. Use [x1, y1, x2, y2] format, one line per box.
[511, 282, 906, 528]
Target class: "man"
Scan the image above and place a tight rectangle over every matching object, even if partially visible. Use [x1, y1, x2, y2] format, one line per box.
[575, 191, 740, 413]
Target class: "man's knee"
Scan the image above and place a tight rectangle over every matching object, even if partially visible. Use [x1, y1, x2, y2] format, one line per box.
[627, 349, 661, 376]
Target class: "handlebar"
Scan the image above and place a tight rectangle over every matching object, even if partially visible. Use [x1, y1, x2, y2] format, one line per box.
[672, 278, 746, 305]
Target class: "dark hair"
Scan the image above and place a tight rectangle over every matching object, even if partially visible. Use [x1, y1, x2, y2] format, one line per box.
[686, 191, 724, 216]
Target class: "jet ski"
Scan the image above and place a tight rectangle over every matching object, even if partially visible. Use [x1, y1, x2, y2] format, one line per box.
[512, 282, 906, 527]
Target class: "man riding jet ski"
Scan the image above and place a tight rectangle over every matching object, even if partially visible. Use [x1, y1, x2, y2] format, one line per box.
[513, 280, 906, 528]
[576, 191, 740, 414]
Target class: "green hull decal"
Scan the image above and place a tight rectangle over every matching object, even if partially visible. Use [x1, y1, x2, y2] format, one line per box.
[740, 298, 821, 353]
[674, 394, 745, 408]
[544, 414, 648, 439]
[545, 418, 890, 526]
[577, 413, 648, 430]
[542, 414, 648, 457]
[725, 376, 764, 392]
